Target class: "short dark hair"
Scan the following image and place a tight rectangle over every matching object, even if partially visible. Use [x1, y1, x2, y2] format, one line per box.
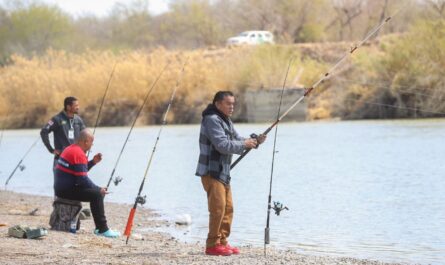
[212, 91, 234, 105]
[64, 96, 78, 111]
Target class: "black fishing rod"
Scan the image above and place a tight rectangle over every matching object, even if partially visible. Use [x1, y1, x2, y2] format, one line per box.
[105, 62, 170, 190]
[87, 62, 117, 159]
[4, 136, 40, 189]
[231, 9, 401, 170]
[0, 127, 3, 149]
[0, 108, 10, 149]
[0, 125, 4, 150]
[264, 58, 292, 256]
[124, 58, 188, 244]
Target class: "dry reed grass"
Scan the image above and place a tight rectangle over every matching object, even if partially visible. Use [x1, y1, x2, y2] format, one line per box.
[0, 45, 325, 128]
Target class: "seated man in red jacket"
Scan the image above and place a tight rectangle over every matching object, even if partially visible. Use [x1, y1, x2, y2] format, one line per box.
[54, 129, 119, 238]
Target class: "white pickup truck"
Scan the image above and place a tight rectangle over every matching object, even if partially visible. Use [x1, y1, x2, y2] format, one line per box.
[226, 31, 275, 46]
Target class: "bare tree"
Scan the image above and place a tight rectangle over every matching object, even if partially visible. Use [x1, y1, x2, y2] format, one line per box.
[426, 0, 445, 18]
[235, 0, 277, 31]
[327, 0, 363, 40]
[275, 0, 312, 43]
[362, 0, 389, 39]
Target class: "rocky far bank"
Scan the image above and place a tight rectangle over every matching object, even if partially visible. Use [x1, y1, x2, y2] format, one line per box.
[0, 190, 406, 265]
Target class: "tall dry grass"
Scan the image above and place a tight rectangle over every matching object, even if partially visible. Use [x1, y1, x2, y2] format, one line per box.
[0, 45, 326, 128]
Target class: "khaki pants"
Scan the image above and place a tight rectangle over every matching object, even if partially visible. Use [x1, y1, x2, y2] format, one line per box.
[201, 175, 233, 248]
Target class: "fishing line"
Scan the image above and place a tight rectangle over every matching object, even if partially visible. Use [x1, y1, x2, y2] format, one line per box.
[87, 62, 117, 158]
[105, 62, 171, 190]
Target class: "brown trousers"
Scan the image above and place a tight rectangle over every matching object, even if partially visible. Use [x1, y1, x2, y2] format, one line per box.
[201, 175, 233, 248]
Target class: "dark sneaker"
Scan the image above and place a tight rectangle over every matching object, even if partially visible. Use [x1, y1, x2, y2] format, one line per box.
[225, 244, 240, 255]
[205, 244, 233, 256]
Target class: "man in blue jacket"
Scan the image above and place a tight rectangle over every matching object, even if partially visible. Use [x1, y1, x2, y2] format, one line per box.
[55, 129, 119, 238]
[196, 91, 266, 256]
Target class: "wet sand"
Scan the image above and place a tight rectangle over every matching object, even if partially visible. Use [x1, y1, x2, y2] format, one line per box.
[0, 190, 407, 265]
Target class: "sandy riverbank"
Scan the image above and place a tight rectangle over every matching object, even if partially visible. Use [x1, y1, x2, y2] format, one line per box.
[0, 190, 407, 265]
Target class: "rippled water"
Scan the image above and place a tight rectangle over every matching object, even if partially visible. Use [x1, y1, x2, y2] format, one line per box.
[1, 119, 444, 264]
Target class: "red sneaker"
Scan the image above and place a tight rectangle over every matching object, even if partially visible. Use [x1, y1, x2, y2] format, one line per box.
[224, 244, 240, 255]
[205, 244, 233, 256]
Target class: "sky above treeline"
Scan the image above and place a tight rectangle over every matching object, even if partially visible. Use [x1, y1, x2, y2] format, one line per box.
[22, 0, 170, 17]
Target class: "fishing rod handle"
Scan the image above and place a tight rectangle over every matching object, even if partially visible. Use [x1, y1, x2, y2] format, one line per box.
[230, 122, 277, 169]
[265, 227, 270, 244]
[124, 207, 136, 237]
[124, 195, 145, 244]
[230, 149, 251, 169]
[230, 135, 266, 168]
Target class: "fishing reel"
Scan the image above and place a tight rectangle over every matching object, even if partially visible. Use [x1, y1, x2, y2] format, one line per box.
[113, 176, 123, 186]
[250, 133, 259, 149]
[272, 201, 288, 216]
[136, 195, 146, 206]
[19, 164, 26, 171]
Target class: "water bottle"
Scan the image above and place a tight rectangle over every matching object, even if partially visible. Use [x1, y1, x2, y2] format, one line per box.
[69, 219, 77, 233]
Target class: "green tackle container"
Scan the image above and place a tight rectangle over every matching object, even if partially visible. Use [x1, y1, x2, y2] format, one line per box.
[8, 225, 27, 238]
[25, 227, 48, 239]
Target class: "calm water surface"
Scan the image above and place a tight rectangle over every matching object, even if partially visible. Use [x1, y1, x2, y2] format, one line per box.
[1, 119, 444, 264]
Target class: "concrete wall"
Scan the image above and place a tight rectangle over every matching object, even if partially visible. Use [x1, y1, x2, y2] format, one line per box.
[244, 88, 307, 123]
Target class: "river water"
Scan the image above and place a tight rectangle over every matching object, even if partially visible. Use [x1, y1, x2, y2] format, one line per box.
[0, 119, 444, 264]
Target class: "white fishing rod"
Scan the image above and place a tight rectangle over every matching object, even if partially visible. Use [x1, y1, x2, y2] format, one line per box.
[231, 8, 404, 169]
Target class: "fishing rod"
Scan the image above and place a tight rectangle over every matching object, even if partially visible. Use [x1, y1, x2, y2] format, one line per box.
[264, 58, 292, 256]
[328, 81, 445, 116]
[314, 79, 445, 116]
[0, 125, 4, 150]
[105, 62, 170, 190]
[0, 126, 3, 149]
[0, 108, 10, 149]
[230, 9, 401, 170]
[343, 98, 445, 117]
[124, 58, 188, 245]
[4, 136, 40, 189]
[87, 62, 117, 159]
[335, 80, 440, 98]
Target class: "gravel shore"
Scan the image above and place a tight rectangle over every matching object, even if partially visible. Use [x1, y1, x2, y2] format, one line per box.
[0, 190, 406, 265]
